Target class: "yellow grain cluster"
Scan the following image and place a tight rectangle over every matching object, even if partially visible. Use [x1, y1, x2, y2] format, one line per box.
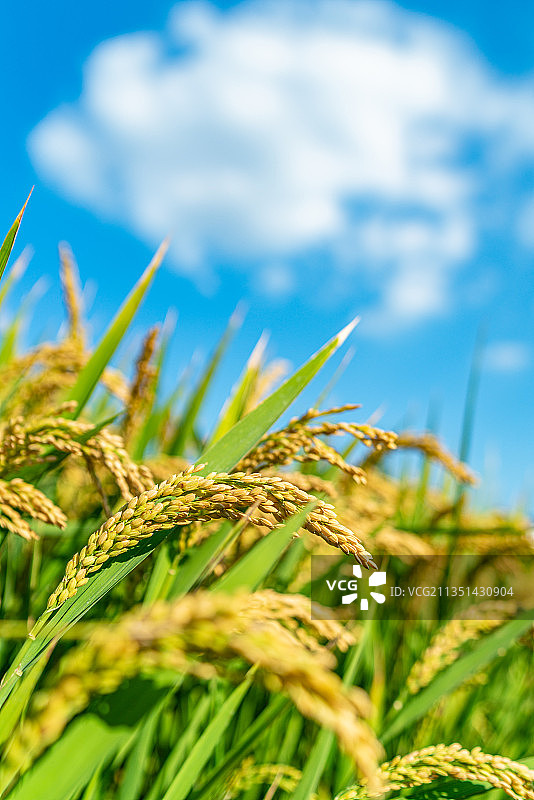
[362, 430, 476, 485]
[3, 591, 379, 786]
[46, 465, 377, 609]
[224, 758, 308, 798]
[336, 744, 534, 800]
[0, 477, 66, 541]
[58, 243, 84, 348]
[406, 601, 519, 694]
[0, 343, 129, 417]
[236, 404, 397, 481]
[0, 406, 152, 500]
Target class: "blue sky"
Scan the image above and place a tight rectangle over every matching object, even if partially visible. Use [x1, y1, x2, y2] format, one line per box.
[0, 0, 533, 510]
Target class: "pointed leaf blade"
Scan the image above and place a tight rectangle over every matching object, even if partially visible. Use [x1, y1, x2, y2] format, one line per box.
[66, 240, 168, 416]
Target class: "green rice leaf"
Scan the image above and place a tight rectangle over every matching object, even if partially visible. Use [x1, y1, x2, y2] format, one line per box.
[166, 520, 241, 600]
[4, 677, 173, 800]
[167, 304, 244, 455]
[116, 691, 172, 800]
[0, 659, 48, 748]
[0, 190, 32, 283]
[382, 614, 534, 743]
[0, 318, 357, 708]
[161, 671, 254, 800]
[65, 240, 168, 417]
[192, 695, 290, 800]
[3, 714, 125, 800]
[196, 317, 359, 476]
[213, 502, 315, 593]
[146, 694, 212, 800]
[207, 331, 268, 445]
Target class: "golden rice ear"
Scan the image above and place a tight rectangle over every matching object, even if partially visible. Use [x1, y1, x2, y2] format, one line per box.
[336, 744, 534, 800]
[406, 600, 518, 695]
[46, 468, 375, 611]
[236, 404, 397, 481]
[59, 243, 84, 348]
[5, 591, 381, 787]
[0, 410, 153, 514]
[0, 478, 66, 541]
[223, 759, 305, 800]
[361, 430, 476, 485]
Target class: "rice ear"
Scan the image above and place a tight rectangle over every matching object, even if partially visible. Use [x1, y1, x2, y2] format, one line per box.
[46, 465, 376, 610]
[336, 744, 534, 800]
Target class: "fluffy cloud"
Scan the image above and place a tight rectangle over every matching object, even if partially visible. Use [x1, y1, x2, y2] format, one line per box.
[28, 0, 534, 327]
[485, 341, 530, 373]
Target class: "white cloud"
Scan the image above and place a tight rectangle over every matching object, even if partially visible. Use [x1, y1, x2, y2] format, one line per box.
[255, 262, 295, 299]
[485, 341, 530, 373]
[28, 0, 534, 329]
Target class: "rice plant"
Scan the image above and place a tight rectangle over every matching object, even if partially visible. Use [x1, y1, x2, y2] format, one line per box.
[0, 200, 532, 800]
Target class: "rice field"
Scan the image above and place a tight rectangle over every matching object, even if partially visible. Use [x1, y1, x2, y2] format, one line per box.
[0, 199, 532, 799]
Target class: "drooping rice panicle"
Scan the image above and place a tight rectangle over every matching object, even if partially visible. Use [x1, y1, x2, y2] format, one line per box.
[0, 340, 130, 415]
[244, 589, 357, 652]
[335, 469, 400, 541]
[4, 592, 379, 785]
[361, 430, 476, 485]
[236, 405, 397, 481]
[336, 744, 534, 800]
[406, 601, 519, 694]
[455, 532, 534, 556]
[0, 341, 85, 416]
[46, 465, 377, 609]
[0, 406, 152, 501]
[271, 470, 338, 498]
[99, 365, 130, 405]
[146, 464, 338, 499]
[372, 526, 437, 557]
[0, 477, 66, 541]
[224, 758, 309, 799]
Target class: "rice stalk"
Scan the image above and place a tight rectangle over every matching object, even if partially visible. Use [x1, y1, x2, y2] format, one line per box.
[58, 243, 84, 348]
[121, 325, 159, 447]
